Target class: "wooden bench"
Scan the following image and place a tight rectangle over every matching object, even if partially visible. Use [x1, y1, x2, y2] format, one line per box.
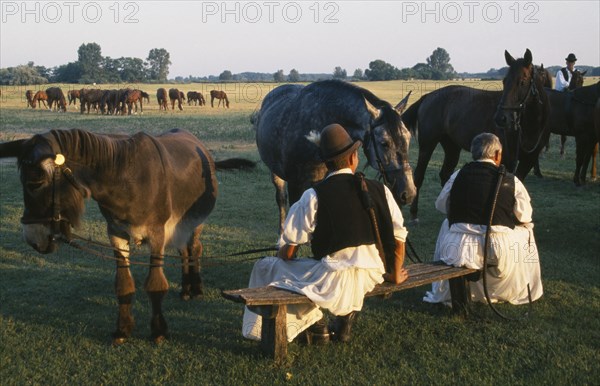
[222, 262, 478, 363]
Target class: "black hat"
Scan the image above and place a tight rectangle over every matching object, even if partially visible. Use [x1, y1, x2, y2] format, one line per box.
[319, 124, 361, 161]
[565, 53, 577, 62]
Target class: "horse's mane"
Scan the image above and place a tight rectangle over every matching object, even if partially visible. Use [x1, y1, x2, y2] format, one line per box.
[314, 80, 403, 143]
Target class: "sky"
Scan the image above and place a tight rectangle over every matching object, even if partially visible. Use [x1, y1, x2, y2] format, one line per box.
[1, 0, 599, 77]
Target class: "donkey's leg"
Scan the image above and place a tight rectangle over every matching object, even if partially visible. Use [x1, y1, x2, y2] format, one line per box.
[272, 173, 288, 234]
[109, 231, 136, 345]
[180, 225, 204, 300]
[145, 233, 169, 343]
[410, 143, 436, 222]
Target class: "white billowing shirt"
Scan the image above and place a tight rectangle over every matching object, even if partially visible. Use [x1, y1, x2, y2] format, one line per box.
[278, 168, 407, 272]
[555, 67, 576, 91]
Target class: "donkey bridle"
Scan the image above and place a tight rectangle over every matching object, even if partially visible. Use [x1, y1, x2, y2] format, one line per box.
[20, 155, 80, 240]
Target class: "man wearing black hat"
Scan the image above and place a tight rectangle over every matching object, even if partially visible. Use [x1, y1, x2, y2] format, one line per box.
[555, 53, 578, 91]
[242, 123, 408, 344]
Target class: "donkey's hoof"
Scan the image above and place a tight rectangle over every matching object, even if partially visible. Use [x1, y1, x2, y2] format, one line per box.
[153, 335, 167, 345]
[112, 337, 127, 346]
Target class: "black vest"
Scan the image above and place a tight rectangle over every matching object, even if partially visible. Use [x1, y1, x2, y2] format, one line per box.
[448, 162, 517, 229]
[311, 174, 396, 264]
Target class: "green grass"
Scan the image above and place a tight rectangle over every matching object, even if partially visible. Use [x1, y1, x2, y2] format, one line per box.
[1, 81, 599, 384]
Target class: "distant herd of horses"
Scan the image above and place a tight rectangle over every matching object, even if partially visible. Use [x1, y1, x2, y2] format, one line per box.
[2, 49, 599, 344]
[25, 87, 231, 114]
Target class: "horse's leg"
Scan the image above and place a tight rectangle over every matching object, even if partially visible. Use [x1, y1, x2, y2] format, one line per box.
[145, 232, 169, 343]
[560, 135, 567, 157]
[109, 231, 136, 345]
[574, 135, 596, 186]
[272, 173, 287, 234]
[439, 138, 462, 186]
[211, 96, 214, 108]
[180, 225, 204, 300]
[409, 143, 436, 222]
[533, 158, 543, 178]
[591, 143, 598, 181]
[178, 99, 183, 111]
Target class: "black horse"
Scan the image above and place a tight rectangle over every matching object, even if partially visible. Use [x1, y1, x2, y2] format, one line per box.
[403, 49, 549, 221]
[254, 79, 415, 231]
[542, 82, 600, 185]
[0, 128, 254, 344]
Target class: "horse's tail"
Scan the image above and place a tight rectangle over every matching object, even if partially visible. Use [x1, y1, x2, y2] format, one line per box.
[401, 96, 424, 137]
[215, 158, 256, 170]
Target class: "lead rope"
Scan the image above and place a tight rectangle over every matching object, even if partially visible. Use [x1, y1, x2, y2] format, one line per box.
[482, 165, 532, 320]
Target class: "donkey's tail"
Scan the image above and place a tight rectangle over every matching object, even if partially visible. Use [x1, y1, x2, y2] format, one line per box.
[215, 158, 256, 170]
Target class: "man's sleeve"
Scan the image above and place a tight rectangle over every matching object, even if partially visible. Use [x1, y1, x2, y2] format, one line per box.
[435, 170, 460, 214]
[383, 186, 408, 242]
[513, 176, 533, 223]
[278, 189, 318, 248]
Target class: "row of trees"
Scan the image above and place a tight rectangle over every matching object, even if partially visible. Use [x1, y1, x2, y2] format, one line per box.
[1, 46, 464, 85]
[0, 43, 171, 85]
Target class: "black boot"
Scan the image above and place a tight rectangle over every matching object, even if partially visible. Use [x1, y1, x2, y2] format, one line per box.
[298, 317, 330, 345]
[329, 311, 358, 343]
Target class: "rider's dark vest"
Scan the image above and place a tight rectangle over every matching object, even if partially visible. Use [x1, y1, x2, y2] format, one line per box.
[311, 173, 396, 261]
[561, 67, 572, 87]
[448, 162, 517, 229]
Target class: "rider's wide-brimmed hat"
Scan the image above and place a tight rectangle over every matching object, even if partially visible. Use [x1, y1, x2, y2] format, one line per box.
[319, 124, 361, 162]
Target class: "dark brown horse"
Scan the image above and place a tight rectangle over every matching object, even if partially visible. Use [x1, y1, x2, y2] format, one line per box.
[402, 49, 549, 221]
[169, 88, 184, 111]
[558, 70, 587, 156]
[187, 91, 205, 106]
[157, 88, 168, 111]
[255, 80, 415, 231]
[67, 89, 80, 107]
[542, 82, 600, 185]
[80, 88, 104, 114]
[46, 87, 67, 112]
[210, 90, 229, 108]
[0, 128, 255, 344]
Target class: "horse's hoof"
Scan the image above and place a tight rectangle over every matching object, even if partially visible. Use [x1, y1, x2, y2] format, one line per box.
[407, 218, 420, 226]
[180, 292, 191, 301]
[153, 335, 167, 345]
[112, 337, 127, 346]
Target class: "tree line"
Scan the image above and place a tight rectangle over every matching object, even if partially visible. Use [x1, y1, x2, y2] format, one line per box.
[3, 43, 598, 86]
[0, 43, 171, 85]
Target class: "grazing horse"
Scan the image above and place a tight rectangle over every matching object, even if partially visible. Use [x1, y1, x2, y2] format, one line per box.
[46, 87, 67, 112]
[169, 88, 184, 111]
[403, 49, 549, 221]
[31, 91, 48, 109]
[80, 88, 104, 114]
[120, 89, 146, 115]
[210, 90, 229, 108]
[0, 128, 255, 344]
[25, 90, 35, 108]
[156, 88, 168, 111]
[67, 90, 80, 107]
[254, 79, 415, 231]
[187, 91, 206, 106]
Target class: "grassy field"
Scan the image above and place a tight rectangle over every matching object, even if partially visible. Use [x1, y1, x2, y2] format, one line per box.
[0, 80, 599, 384]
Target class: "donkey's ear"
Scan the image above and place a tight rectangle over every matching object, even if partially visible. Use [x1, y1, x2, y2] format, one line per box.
[394, 90, 412, 114]
[524, 49, 533, 66]
[0, 139, 26, 159]
[504, 50, 516, 66]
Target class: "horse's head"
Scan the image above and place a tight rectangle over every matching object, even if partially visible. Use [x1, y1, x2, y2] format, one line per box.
[493, 49, 547, 172]
[0, 135, 87, 254]
[570, 70, 587, 90]
[362, 94, 416, 206]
